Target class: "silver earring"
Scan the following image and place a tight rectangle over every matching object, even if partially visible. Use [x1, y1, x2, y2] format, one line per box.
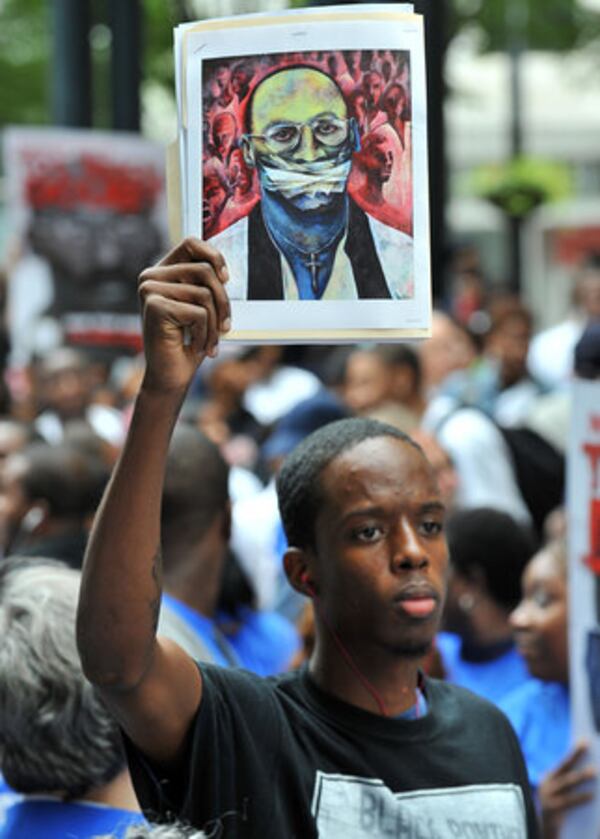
[458, 593, 476, 612]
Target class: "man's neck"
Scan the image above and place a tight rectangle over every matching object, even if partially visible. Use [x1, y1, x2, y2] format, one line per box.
[309, 639, 424, 718]
[163, 549, 224, 619]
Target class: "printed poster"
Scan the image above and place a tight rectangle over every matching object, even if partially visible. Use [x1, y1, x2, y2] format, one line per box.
[3, 127, 168, 363]
[565, 378, 600, 837]
[175, 5, 431, 341]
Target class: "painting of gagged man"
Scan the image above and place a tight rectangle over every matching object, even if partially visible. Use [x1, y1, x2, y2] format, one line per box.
[201, 50, 414, 303]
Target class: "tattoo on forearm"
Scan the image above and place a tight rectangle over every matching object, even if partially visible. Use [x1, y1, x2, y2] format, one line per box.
[149, 546, 163, 634]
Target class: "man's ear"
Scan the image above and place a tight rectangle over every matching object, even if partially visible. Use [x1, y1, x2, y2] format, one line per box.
[283, 546, 317, 597]
[239, 136, 256, 168]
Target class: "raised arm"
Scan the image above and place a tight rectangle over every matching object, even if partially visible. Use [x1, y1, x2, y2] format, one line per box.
[77, 238, 231, 767]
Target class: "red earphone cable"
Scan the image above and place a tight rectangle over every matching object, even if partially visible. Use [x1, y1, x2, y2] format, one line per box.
[313, 595, 390, 717]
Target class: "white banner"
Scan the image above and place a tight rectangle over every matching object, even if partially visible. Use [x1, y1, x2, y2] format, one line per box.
[565, 377, 600, 836]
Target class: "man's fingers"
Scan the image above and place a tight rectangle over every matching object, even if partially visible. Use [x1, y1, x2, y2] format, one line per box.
[144, 296, 213, 357]
[551, 789, 595, 813]
[141, 281, 220, 353]
[554, 742, 590, 774]
[155, 237, 229, 284]
[139, 262, 231, 334]
[556, 766, 597, 794]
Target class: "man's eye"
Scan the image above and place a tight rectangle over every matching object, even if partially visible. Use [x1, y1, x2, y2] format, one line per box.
[349, 525, 383, 543]
[420, 520, 443, 537]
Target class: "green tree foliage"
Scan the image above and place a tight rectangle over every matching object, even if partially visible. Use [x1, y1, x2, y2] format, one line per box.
[0, 0, 187, 128]
[0, 0, 51, 126]
[0, 0, 597, 128]
[450, 0, 599, 53]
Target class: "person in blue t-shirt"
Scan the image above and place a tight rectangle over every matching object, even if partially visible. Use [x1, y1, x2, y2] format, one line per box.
[0, 559, 145, 839]
[437, 506, 536, 705]
[157, 422, 299, 675]
[502, 539, 597, 837]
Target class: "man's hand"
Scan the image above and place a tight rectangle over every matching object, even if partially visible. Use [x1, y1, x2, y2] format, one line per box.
[539, 742, 597, 839]
[138, 237, 231, 395]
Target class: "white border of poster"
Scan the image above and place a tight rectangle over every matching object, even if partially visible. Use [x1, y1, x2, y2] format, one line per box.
[174, 5, 430, 343]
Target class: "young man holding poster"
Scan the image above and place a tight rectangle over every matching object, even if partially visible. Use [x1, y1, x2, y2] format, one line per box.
[77, 238, 538, 838]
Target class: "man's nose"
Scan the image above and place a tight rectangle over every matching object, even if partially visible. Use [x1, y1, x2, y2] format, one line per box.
[295, 124, 319, 161]
[391, 517, 428, 571]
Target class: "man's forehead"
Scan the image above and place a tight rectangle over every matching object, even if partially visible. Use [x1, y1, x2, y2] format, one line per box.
[250, 68, 347, 128]
[321, 436, 433, 495]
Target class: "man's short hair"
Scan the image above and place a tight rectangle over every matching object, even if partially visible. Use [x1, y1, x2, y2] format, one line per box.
[0, 560, 125, 796]
[161, 422, 230, 552]
[276, 417, 421, 550]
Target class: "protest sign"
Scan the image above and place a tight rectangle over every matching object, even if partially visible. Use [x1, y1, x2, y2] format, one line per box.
[565, 377, 600, 836]
[3, 127, 168, 364]
[173, 4, 431, 342]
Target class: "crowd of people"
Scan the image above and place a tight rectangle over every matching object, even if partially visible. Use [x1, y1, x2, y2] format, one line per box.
[0, 238, 597, 838]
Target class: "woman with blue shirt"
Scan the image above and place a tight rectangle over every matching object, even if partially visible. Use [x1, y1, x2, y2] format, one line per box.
[501, 540, 597, 837]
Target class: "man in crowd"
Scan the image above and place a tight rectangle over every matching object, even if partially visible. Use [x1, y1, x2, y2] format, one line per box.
[77, 238, 537, 837]
[157, 421, 298, 673]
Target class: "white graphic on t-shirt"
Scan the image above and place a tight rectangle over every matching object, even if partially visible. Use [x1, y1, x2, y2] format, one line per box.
[311, 773, 527, 838]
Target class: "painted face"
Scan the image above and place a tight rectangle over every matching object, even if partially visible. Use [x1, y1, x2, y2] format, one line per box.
[249, 68, 350, 165]
[244, 68, 354, 210]
[349, 92, 367, 129]
[311, 437, 448, 658]
[509, 547, 568, 684]
[214, 67, 233, 107]
[228, 149, 252, 195]
[213, 115, 237, 161]
[360, 135, 394, 184]
[363, 72, 383, 108]
[383, 85, 407, 118]
[203, 176, 228, 232]
[348, 50, 361, 69]
[232, 67, 251, 96]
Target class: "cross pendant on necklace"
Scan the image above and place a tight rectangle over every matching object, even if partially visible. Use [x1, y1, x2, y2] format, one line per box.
[304, 252, 321, 296]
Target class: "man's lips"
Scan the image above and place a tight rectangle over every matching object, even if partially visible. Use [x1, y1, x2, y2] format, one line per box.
[393, 585, 439, 619]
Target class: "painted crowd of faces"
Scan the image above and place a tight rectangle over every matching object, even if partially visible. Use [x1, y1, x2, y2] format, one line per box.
[201, 49, 413, 240]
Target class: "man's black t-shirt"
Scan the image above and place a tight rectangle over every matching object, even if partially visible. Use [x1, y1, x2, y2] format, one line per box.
[125, 664, 538, 838]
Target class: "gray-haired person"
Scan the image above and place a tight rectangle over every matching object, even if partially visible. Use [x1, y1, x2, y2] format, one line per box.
[0, 560, 145, 838]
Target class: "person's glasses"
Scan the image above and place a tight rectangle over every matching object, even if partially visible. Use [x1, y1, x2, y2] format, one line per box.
[245, 115, 350, 155]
